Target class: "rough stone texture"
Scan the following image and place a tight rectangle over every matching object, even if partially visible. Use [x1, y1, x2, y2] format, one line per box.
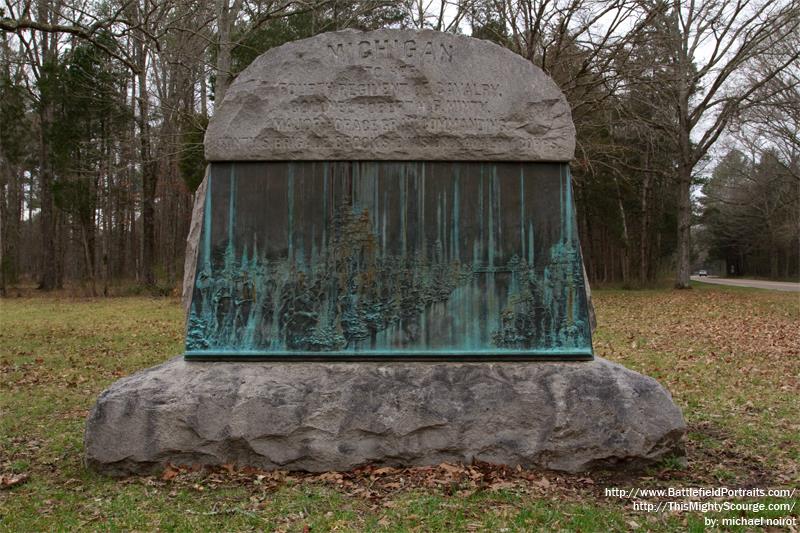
[204, 29, 575, 162]
[85, 357, 685, 476]
[181, 173, 207, 315]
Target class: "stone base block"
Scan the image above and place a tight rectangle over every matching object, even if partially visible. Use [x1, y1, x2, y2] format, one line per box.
[84, 357, 685, 476]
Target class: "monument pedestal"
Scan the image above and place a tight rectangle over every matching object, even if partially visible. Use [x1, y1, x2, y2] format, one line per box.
[85, 357, 685, 476]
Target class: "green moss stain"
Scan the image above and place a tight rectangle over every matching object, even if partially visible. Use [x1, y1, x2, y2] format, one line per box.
[186, 161, 592, 359]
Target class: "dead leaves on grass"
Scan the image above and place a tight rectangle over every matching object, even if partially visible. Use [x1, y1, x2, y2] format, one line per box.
[151, 460, 597, 503]
[593, 289, 799, 485]
[0, 354, 124, 392]
[596, 289, 799, 363]
[0, 473, 29, 489]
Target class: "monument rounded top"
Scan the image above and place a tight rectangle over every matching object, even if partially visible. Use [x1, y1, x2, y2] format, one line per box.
[204, 29, 575, 162]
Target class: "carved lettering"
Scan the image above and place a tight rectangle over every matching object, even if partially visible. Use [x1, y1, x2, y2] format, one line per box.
[435, 81, 502, 98]
[275, 81, 416, 99]
[427, 99, 489, 113]
[237, 132, 557, 159]
[207, 29, 576, 162]
[325, 39, 454, 63]
[422, 41, 434, 59]
[327, 43, 345, 59]
[404, 39, 416, 58]
[426, 117, 500, 134]
[439, 42, 453, 62]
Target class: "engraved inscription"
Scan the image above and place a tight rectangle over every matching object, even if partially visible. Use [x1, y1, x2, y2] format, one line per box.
[327, 39, 454, 63]
[261, 35, 512, 140]
[435, 82, 502, 98]
[233, 134, 557, 156]
[264, 70, 509, 138]
[276, 81, 412, 98]
[205, 29, 576, 161]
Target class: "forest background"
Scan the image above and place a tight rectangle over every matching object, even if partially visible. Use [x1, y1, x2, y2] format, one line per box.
[1, 0, 798, 297]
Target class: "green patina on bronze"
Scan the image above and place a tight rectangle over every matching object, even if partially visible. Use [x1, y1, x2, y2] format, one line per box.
[185, 161, 592, 360]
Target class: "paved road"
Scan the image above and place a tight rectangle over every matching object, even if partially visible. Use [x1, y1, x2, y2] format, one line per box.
[691, 276, 800, 292]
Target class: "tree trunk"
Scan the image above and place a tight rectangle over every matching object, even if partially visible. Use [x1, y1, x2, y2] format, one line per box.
[129, 187, 138, 280]
[604, 228, 609, 283]
[137, 39, 157, 288]
[200, 67, 208, 117]
[613, 176, 630, 285]
[784, 249, 791, 279]
[675, 79, 693, 290]
[770, 248, 779, 279]
[38, 105, 58, 290]
[81, 224, 96, 296]
[0, 140, 15, 294]
[0, 161, 5, 296]
[215, 0, 234, 104]
[674, 164, 692, 289]
[36, 25, 59, 290]
[639, 152, 652, 284]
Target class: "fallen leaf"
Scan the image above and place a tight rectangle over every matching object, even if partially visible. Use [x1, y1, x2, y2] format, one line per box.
[161, 466, 178, 481]
[489, 481, 516, 491]
[0, 473, 29, 489]
[439, 463, 463, 474]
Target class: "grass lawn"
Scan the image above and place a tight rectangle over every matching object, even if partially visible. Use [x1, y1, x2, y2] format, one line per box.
[1, 285, 797, 531]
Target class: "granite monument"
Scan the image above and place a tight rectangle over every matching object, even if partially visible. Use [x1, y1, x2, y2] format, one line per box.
[85, 29, 685, 474]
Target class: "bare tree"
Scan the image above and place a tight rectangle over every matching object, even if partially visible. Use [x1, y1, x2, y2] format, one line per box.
[213, 0, 357, 103]
[734, 26, 800, 180]
[401, 0, 470, 30]
[483, 0, 645, 118]
[4, 0, 67, 289]
[638, 0, 800, 288]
